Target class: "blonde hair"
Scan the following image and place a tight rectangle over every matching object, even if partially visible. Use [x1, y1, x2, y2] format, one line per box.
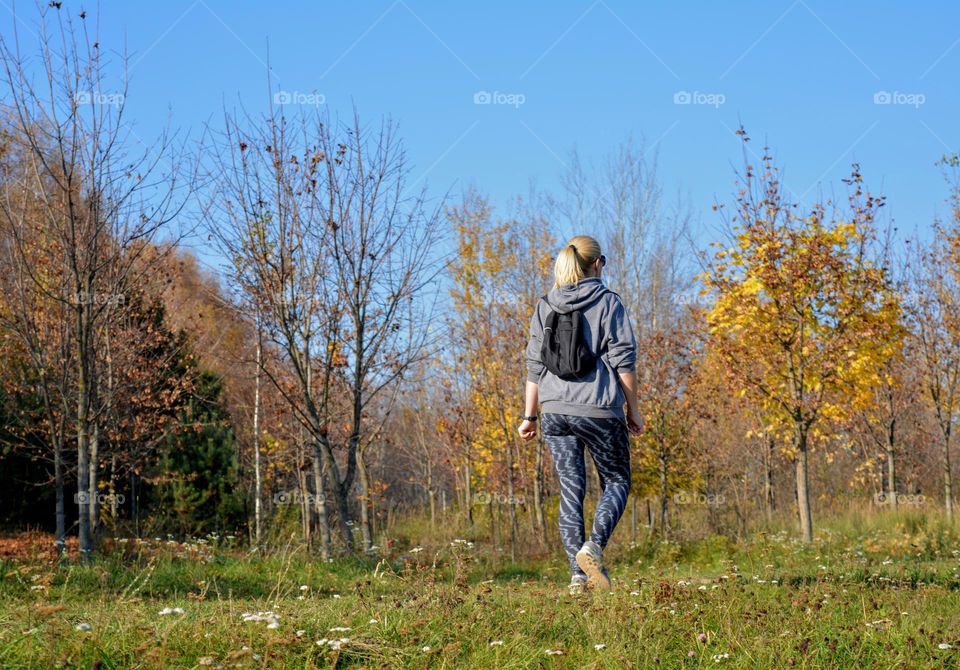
[554, 235, 602, 287]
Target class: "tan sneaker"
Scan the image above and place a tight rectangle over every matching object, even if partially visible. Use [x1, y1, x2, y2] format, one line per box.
[576, 541, 611, 591]
[567, 574, 588, 595]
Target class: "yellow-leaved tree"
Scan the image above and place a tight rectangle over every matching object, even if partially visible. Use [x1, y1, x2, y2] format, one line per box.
[700, 130, 903, 543]
[446, 191, 555, 556]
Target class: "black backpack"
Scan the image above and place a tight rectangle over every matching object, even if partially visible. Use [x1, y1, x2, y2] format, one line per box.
[539, 296, 597, 380]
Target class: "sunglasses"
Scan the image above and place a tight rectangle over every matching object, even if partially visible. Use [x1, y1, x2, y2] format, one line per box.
[598, 255, 606, 267]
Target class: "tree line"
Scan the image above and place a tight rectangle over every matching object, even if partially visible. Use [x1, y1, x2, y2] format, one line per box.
[1, 6, 958, 560]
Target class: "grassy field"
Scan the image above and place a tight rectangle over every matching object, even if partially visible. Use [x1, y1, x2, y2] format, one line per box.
[2, 512, 960, 669]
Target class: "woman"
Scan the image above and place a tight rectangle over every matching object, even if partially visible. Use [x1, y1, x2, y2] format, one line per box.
[519, 235, 642, 593]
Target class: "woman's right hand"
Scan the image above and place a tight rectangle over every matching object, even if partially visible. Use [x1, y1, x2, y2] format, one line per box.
[627, 409, 644, 436]
[518, 419, 538, 441]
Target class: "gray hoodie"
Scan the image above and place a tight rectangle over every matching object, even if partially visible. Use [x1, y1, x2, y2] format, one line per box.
[526, 277, 637, 419]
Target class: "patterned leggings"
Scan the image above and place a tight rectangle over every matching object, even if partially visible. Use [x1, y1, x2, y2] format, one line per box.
[542, 412, 631, 577]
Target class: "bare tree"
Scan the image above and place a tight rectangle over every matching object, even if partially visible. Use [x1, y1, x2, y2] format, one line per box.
[204, 98, 441, 553]
[910, 154, 960, 520]
[553, 137, 695, 531]
[0, 5, 190, 559]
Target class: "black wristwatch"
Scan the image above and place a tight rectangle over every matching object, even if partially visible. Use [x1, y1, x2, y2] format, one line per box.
[522, 415, 538, 422]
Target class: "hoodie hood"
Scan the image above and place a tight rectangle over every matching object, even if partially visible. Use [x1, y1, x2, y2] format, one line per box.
[546, 277, 609, 314]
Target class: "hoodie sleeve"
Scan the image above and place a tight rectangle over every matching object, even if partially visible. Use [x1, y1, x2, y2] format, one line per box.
[525, 301, 545, 383]
[605, 297, 637, 373]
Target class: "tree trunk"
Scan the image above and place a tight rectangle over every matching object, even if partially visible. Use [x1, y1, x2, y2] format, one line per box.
[464, 462, 474, 526]
[253, 331, 263, 547]
[295, 465, 308, 544]
[54, 437, 65, 560]
[763, 434, 775, 522]
[311, 445, 331, 558]
[489, 496, 496, 546]
[658, 449, 669, 537]
[533, 434, 546, 546]
[426, 459, 436, 530]
[76, 311, 93, 561]
[109, 453, 118, 523]
[886, 449, 897, 511]
[88, 422, 100, 540]
[942, 426, 953, 521]
[130, 471, 140, 536]
[505, 438, 518, 563]
[333, 480, 355, 552]
[795, 427, 813, 543]
[358, 450, 374, 553]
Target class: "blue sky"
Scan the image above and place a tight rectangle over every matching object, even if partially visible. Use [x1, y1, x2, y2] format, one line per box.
[4, 1, 960, 263]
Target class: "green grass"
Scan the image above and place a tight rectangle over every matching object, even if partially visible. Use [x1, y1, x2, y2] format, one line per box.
[2, 513, 960, 668]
